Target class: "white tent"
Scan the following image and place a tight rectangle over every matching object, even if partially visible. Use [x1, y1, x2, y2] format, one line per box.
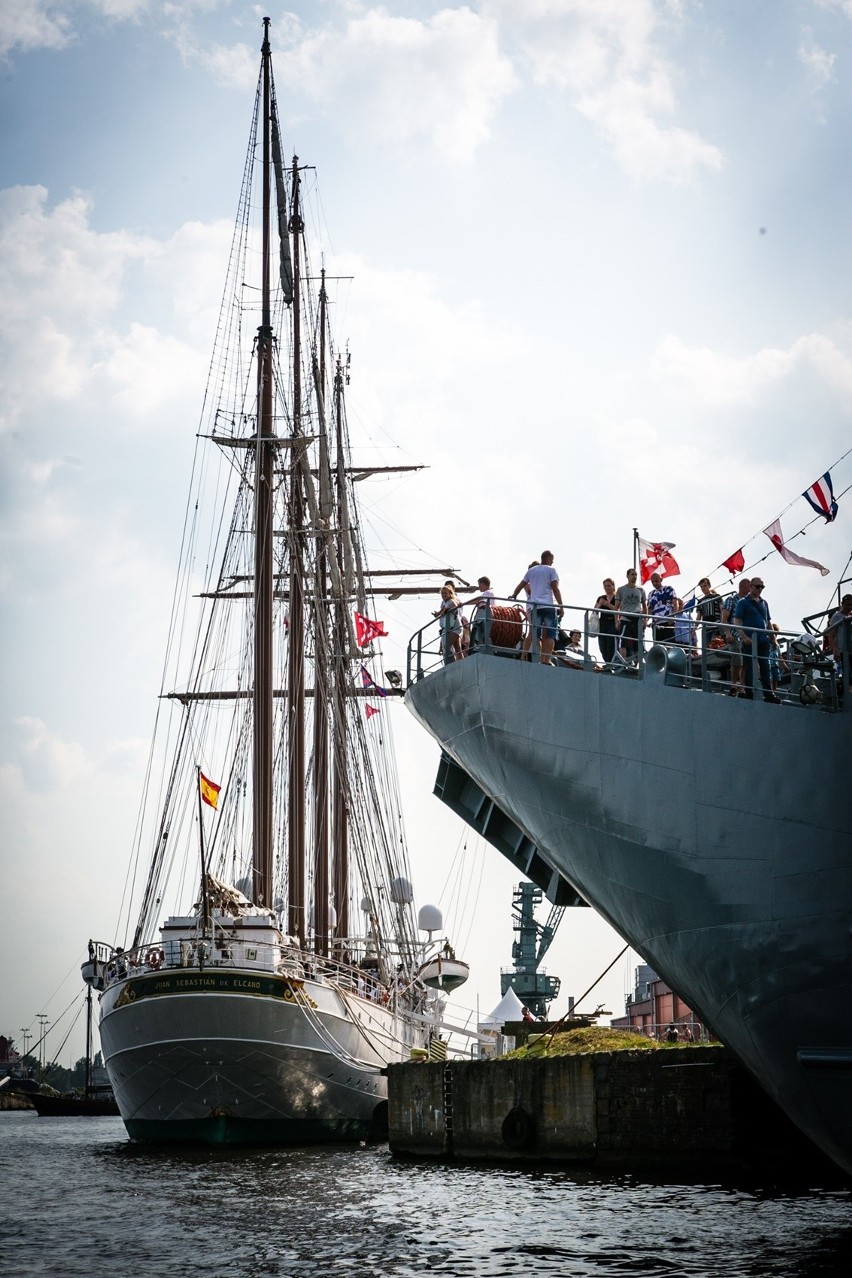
[479, 985, 525, 1029]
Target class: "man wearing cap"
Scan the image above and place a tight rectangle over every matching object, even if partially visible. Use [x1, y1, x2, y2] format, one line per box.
[734, 577, 781, 703]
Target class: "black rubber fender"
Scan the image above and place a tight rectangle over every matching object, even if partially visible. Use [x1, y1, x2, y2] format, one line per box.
[501, 1105, 536, 1150]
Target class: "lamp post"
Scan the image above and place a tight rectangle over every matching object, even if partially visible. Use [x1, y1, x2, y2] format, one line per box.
[36, 1014, 48, 1071]
[19, 1028, 31, 1072]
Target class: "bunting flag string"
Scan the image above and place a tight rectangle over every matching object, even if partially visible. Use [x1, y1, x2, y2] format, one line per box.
[359, 665, 388, 697]
[705, 454, 850, 591]
[803, 472, 838, 523]
[763, 519, 830, 576]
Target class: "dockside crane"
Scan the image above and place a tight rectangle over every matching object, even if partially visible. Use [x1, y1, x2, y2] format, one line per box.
[500, 882, 569, 1019]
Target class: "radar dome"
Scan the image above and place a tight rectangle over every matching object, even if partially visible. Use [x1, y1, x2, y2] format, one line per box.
[391, 876, 414, 905]
[360, 896, 373, 914]
[418, 904, 443, 933]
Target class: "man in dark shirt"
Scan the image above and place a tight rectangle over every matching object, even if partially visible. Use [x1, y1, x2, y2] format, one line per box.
[734, 577, 781, 702]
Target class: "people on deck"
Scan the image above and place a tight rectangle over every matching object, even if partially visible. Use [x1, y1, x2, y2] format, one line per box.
[722, 578, 751, 696]
[468, 576, 496, 653]
[594, 578, 618, 665]
[433, 584, 463, 664]
[695, 578, 723, 646]
[511, 551, 563, 666]
[647, 572, 676, 643]
[734, 576, 780, 702]
[827, 594, 852, 693]
[614, 569, 647, 664]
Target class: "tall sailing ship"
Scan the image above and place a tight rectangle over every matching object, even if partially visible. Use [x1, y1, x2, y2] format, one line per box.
[82, 20, 464, 1145]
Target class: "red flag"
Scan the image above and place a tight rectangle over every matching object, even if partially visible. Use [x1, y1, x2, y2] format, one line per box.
[354, 612, 388, 646]
[637, 537, 680, 584]
[365, 704, 380, 719]
[199, 772, 221, 810]
[722, 548, 745, 576]
[763, 519, 829, 576]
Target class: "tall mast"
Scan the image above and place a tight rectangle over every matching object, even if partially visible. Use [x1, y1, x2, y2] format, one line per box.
[252, 16, 275, 907]
[332, 353, 350, 944]
[312, 269, 330, 955]
[287, 153, 306, 943]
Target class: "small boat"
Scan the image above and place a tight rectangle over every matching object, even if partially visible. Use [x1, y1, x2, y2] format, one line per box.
[29, 1086, 119, 1118]
[417, 947, 470, 992]
[30, 986, 119, 1117]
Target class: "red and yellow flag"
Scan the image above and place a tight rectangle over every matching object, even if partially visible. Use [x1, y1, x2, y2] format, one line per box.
[200, 772, 221, 810]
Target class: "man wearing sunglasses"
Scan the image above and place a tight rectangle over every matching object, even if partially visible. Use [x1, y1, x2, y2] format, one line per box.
[733, 577, 781, 703]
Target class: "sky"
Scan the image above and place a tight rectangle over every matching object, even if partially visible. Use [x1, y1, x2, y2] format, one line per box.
[1, 0, 851, 1068]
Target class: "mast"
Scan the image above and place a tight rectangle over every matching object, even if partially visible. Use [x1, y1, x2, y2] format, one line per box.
[252, 16, 275, 908]
[84, 984, 92, 1098]
[312, 269, 330, 955]
[287, 153, 306, 943]
[332, 353, 350, 944]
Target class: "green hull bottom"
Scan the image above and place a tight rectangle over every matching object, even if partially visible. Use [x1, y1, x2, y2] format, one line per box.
[123, 1107, 388, 1146]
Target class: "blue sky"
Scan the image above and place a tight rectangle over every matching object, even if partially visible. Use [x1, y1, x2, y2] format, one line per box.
[1, 0, 851, 1063]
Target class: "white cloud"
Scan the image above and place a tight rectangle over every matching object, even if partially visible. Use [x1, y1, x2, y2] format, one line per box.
[0, 0, 158, 56]
[813, 0, 852, 19]
[489, 0, 723, 183]
[798, 35, 836, 87]
[6, 716, 92, 793]
[0, 0, 72, 55]
[798, 27, 836, 122]
[177, 6, 518, 163]
[649, 331, 852, 406]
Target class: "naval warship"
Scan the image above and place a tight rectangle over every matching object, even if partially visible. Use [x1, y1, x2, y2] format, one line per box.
[405, 604, 852, 1175]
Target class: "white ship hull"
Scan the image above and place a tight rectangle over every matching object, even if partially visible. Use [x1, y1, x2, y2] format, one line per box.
[406, 654, 852, 1175]
[99, 968, 418, 1144]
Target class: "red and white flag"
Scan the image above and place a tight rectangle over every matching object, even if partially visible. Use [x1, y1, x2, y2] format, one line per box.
[763, 519, 829, 576]
[637, 537, 680, 584]
[365, 704, 380, 719]
[354, 612, 388, 647]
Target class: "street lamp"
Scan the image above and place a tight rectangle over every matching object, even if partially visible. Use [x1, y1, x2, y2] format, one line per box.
[36, 1014, 48, 1070]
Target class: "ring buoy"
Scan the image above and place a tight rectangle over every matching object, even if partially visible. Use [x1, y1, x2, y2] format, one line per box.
[146, 950, 161, 970]
[502, 1105, 536, 1150]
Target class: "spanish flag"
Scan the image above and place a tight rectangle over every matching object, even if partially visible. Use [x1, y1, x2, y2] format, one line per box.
[200, 772, 221, 810]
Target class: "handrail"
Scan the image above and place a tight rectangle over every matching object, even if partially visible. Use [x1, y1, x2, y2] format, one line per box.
[406, 594, 850, 714]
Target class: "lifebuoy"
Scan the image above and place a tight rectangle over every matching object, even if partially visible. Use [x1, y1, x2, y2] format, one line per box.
[146, 950, 161, 970]
[502, 1105, 536, 1150]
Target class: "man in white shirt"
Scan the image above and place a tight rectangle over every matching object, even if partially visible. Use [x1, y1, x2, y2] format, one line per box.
[468, 575, 496, 652]
[511, 550, 563, 664]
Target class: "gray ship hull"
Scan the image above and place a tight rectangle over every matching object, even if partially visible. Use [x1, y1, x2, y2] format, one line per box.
[406, 655, 852, 1175]
[99, 970, 408, 1144]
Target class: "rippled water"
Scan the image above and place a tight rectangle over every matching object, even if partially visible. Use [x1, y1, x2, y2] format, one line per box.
[1, 1112, 850, 1277]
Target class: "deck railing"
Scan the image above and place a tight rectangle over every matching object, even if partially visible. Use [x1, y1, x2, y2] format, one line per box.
[405, 595, 850, 713]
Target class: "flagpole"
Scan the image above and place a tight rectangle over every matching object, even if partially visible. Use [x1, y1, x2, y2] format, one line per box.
[632, 528, 638, 574]
[196, 766, 212, 932]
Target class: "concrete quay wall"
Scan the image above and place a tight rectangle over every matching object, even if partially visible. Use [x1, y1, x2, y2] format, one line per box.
[388, 1047, 818, 1168]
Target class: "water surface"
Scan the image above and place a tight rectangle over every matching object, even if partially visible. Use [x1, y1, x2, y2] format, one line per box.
[1, 1112, 849, 1277]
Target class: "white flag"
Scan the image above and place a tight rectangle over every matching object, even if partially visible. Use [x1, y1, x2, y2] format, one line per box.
[763, 519, 830, 576]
